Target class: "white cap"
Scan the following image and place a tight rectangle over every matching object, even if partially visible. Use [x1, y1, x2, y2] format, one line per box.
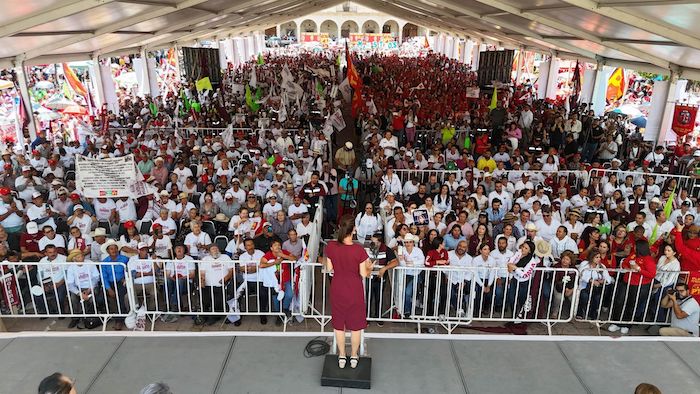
[73, 204, 84, 212]
[366, 159, 373, 168]
[137, 242, 149, 249]
[276, 170, 283, 175]
[22, 165, 31, 171]
[650, 197, 661, 204]
[694, 150, 700, 157]
[266, 192, 277, 199]
[345, 141, 353, 149]
[159, 190, 169, 197]
[225, 192, 234, 199]
[31, 191, 42, 199]
[26, 221, 38, 234]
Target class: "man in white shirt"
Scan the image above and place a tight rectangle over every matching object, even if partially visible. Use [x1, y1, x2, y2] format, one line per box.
[518, 105, 533, 131]
[381, 168, 402, 196]
[197, 244, 233, 326]
[184, 221, 212, 259]
[38, 225, 66, 253]
[488, 181, 512, 212]
[379, 130, 398, 158]
[262, 193, 283, 220]
[92, 197, 117, 225]
[150, 224, 173, 259]
[570, 188, 590, 211]
[66, 252, 101, 327]
[447, 240, 473, 316]
[36, 244, 68, 314]
[0, 187, 25, 233]
[659, 282, 700, 337]
[128, 242, 156, 308]
[238, 239, 266, 325]
[627, 212, 653, 239]
[164, 244, 196, 318]
[287, 196, 308, 227]
[226, 179, 247, 204]
[115, 196, 137, 232]
[535, 209, 560, 242]
[549, 226, 579, 259]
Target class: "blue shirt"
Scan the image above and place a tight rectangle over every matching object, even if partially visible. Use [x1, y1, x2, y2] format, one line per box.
[444, 234, 466, 250]
[486, 207, 506, 224]
[101, 255, 129, 289]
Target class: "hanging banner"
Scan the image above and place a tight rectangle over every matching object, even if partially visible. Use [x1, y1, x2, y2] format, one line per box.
[76, 154, 137, 198]
[671, 104, 698, 137]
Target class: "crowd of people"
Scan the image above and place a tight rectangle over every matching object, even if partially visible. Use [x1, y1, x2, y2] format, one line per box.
[0, 48, 698, 336]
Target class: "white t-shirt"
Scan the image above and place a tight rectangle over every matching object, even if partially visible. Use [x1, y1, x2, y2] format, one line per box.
[66, 263, 100, 292]
[447, 250, 473, 284]
[115, 199, 137, 222]
[150, 236, 173, 259]
[672, 297, 700, 337]
[239, 249, 265, 282]
[184, 231, 212, 258]
[93, 199, 116, 221]
[262, 202, 283, 220]
[399, 247, 425, 276]
[165, 256, 196, 279]
[199, 255, 233, 287]
[128, 256, 156, 285]
[37, 255, 67, 283]
[39, 235, 66, 251]
[288, 203, 308, 226]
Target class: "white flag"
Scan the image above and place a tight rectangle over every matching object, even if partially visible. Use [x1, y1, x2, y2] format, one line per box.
[339, 77, 352, 102]
[250, 65, 257, 88]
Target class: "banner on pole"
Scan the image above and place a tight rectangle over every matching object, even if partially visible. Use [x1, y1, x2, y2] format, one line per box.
[76, 155, 138, 198]
[671, 104, 698, 137]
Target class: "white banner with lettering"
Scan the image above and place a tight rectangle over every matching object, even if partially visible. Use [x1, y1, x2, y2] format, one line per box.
[76, 155, 140, 198]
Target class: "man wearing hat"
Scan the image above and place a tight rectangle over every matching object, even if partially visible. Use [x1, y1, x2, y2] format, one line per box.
[517, 222, 543, 248]
[15, 165, 45, 202]
[26, 191, 57, 229]
[335, 141, 356, 173]
[101, 238, 129, 328]
[128, 242, 157, 308]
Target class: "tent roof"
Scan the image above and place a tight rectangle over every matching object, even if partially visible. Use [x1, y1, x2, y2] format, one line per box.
[1, 0, 700, 79]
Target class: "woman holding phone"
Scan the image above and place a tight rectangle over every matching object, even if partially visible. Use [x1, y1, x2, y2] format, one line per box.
[323, 216, 375, 369]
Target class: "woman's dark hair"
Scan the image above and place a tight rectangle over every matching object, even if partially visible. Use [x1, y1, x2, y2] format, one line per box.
[635, 239, 651, 256]
[336, 215, 355, 242]
[430, 236, 443, 250]
[450, 224, 462, 235]
[580, 226, 600, 248]
[38, 372, 73, 394]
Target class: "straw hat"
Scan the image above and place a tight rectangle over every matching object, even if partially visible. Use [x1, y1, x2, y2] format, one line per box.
[213, 213, 229, 223]
[534, 240, 552, 259]
[525, 222, 539, 232]
[100, 239, 121, 256]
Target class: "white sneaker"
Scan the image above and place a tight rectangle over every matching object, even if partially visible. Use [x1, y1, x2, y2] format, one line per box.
[438, 314, 446, 321]
[608, 324, 621, 332]
[620, 327, 629, 335]
[456, 309, 465, 318]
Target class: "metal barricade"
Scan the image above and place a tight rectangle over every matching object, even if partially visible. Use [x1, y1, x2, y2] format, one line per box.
[0, 261, 134, 330]
[392, 169, 461, 186]
[589, 169, 697, 197]
[130, 259, 303, 331]
[179, 127, 229, 139]
[302, 263, 580, 335]
[575, 268, 690, 332]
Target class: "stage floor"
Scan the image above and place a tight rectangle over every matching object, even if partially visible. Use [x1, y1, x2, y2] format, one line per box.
[1, 333, 698, 393]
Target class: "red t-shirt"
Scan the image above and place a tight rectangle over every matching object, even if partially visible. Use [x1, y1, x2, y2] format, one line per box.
[263, 249, 293, 289]
[620, 255, 657, 286]
[425, 249, 448, 267]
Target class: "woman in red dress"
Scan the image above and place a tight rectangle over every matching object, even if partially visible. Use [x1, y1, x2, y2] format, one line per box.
[324, 216, 374, 369]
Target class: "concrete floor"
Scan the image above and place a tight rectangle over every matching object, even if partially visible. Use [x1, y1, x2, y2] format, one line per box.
[1, 334, 699, 394]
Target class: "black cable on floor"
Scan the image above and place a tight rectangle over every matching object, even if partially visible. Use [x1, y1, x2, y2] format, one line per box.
[304, 337, 331, 358]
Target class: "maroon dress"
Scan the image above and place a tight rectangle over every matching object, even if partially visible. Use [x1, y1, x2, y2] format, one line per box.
[325, 240, 369, 331]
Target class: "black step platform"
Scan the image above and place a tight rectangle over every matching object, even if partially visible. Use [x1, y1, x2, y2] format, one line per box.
[321, 354, 372, 389]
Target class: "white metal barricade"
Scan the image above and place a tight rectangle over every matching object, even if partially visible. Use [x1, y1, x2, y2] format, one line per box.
[589, 169, 697, 197]
[130, 259, 305, 331]
[0, 261, 134, 330]
[575, 268, 691, 333]
[392, 169, 461, 186]
[303, 264, 580, 335]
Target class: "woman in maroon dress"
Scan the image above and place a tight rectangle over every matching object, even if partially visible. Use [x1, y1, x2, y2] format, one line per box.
[324, 216, 374, 369]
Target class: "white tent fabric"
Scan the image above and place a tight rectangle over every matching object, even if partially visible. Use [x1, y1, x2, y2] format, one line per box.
[0, 1, 699, 79]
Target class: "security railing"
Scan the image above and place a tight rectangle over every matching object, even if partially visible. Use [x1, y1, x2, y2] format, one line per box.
[0, 262, 134, 330]
[588, 168, 698, 198]
[574, 268, 689, 332]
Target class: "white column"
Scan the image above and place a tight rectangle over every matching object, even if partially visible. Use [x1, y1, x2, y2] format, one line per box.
[515, 47, 524, 85]
[546, 55, 559, 100]
[579, 68, 597, 105]
[472, 40, 481, 70]
[592, 64, 612, 117]
[90, 56, 105, 107]
[538, 61, 550, 100]
[464, 40, 473, 66]
[137, 48, 151, 97]
[14, 62, 38, 141]
[657, 74, 688, 145]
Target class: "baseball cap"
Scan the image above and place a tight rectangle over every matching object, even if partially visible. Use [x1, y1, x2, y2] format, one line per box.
[22, 166, 31, 172]
[137, 242, 149, 249]
[70, 193, 80, 199]
[124, 220, 135, 229]
[0, 187, 10, 196]
[73, 204, 84, 212]
[31, 191, 42, 199]
[26, 222, 38, 234]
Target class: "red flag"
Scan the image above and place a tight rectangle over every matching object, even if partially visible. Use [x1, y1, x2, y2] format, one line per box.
[62, 63, 88, 97]
[345, 42, 364, 117]
[672, 104, 698, 136]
